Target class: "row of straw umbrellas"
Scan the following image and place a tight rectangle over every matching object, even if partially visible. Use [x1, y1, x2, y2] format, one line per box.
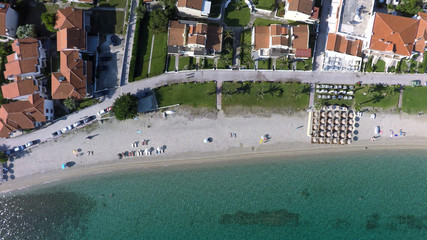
[311, 110, 355, 145]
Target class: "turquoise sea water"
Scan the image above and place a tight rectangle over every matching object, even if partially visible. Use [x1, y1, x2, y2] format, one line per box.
[1, 149, 427, 239]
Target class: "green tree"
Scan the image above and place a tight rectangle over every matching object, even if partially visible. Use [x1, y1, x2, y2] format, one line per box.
[64, 97, 77, 111]
[0, 151, 7, 163]
[41, 12, 57, 33]
[235, 0, 245, 10]
[16, 24, 36, 38]
[396, 0, 422, 16]
[113, 93, 138, 121]
[148, 9, 169, 33]
[135, 4, 147, 20]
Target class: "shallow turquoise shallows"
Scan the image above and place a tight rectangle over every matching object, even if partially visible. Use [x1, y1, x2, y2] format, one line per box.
[1, 149, 427, 240]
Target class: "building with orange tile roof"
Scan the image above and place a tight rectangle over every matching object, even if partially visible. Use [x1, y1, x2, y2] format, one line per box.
[323, 33, 363, 71]
[0, 2, 18, 39]
[167, 20, 222, 58]
[55, 7, 83, 30]
[4, 38, 46, 80]
[177, 0, 211, 18]
[365, 12, 427, 61]
[0, 93, 53, 138]
[51, 7, 92, 100]
[251, 24, 311, 60]
[283, 0, 318, 24]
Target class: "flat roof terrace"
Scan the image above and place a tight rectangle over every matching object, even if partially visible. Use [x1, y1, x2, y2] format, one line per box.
[338, 0, 373, 39]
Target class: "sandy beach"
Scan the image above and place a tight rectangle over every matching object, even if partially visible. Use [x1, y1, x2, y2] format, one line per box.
[2, 108, 427, 193]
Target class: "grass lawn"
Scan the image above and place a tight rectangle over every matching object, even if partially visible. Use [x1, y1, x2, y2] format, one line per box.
[257, 59, 271, 69]
[296, 58, 313, 71]
[224, 0, 251, 27]
[354, 85, 399, 110]
[155, 82, 217, 108]
[148, 32, 167, 77]
[90, 10, 125, 34]
[167, 55, 176, 72]
[99, 0, 128, 8]
[276, 58, 291, 70]
[240, 29, 255, 69]
[256, 0, 276, 11]
[202, 58, 215, 69]
[401, 87, 427, 113]
[178, 57, 195, 70]
[222, 82, 310, 110]
[253, 18, 284, 26]
[374, 59, 385, 72]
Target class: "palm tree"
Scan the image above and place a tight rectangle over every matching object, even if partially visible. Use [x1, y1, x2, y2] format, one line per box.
[291, 86, 303, 98]
[255, 86, 265, 101]
[267, 82, 283, 96]
[224, 30, 233, 40]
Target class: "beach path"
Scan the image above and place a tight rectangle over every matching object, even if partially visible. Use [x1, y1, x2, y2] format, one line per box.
[217, 81, 222, 110]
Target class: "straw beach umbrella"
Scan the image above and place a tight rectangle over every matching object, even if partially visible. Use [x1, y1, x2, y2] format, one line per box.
[326, 138, 331, 144]
[321, 118, 325, 124]
[313, 125, 318, 130]
[312, 138, 318, 143]
[333, 132, 338, 138]
[342, 112, 348, 118]
[321, 111, 326, 117]
[319, 138, 324, 144]
[332, 138, 338, 144]
[314, 112, 318, 117]
[320, 125, 325, 130]
[320, 131, 325, 137]
[340, 139, 345, 144]
[327, 131, 332, 137]
[334, 112, 340, 118]
[349, 112, 354, 118]
[341, 119, 347, 124]
[334, 119, 339, 124]
[347, 133, 352, 138]
[328, 112, 333, 118]
[347, 139, 352, 144]
[340, 132, 346, 138]
[348, 119, 354, 125]
[341, 125, 346, 131]
[327, 125, 332, 131]
[348, 125, 354, 131]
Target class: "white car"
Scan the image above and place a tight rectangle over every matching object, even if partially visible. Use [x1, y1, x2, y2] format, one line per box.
[97, 106, 113, 116]
[73, 120, 85, 128]
[61, 125, 74, 133]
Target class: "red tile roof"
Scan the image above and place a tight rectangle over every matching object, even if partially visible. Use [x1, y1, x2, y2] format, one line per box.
[293, 25, 309, 50]
[52, 50, 90, 99]
[55, 7, 83, 30]
[0, 3, 10, 36]
[4, 38, 41, 79]
[288, 0, 313, 15]
[327, 33, 363, 56]
[177, 0, 204, 10]
[168, 20, 186, 46]
[0, 93, 46, 138]
[57, 27, 86, 51]
[369, 13, 420, 56]
[254, 26, 270, 50]
[206, 25, 223, 52]
[1, 77, 38, 99]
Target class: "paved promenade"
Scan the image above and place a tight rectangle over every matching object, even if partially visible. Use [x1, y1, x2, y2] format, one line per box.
[0, 70, 424, 150]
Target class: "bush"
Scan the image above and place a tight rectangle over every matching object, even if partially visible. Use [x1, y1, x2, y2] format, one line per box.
[41, 12, 57, 33]
[113, 93, 138, 121]
[16, 24, 36, 38]
[64, 97, 77, 111]
[0, 151, 7, 163]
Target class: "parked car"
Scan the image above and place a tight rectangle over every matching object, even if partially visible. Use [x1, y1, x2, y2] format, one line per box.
[13, 145, 26, 152]
[25, 139, 41, 148]
[97, 106, 113, 116]
[101, 56, 112, 61]
[73, 120, 85, 128]
[51, 130, 63, 137]
[84, 115, 97, 124]
[61, 125, 74, 133]
[99, 66, 108, 71]
[4, 149, 13, 155]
